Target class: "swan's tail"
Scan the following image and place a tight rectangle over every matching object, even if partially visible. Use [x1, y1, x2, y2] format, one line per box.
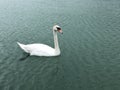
[17, 42, 29, 53]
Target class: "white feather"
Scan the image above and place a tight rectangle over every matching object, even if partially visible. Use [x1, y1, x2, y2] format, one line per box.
[17, 25, 62, 57]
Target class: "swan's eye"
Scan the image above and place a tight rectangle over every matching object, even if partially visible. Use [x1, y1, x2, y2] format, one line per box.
[56, 27, 61, 30]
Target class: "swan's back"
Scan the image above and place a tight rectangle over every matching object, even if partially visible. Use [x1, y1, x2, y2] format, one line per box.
[18, 42, 56, 56]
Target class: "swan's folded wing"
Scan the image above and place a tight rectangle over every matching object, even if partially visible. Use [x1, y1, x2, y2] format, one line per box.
[25, 44, 55, 56]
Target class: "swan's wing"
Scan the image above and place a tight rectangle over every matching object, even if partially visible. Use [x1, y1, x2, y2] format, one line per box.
[25, 44, 55, 56]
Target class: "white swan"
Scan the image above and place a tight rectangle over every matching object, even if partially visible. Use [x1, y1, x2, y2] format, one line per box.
[17, 25, 63, 57]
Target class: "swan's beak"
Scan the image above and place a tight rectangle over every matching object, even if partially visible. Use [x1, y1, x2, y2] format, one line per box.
[58, 29, 63, 34]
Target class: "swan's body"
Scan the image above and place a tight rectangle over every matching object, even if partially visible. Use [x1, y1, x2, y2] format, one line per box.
[17, 25, 63, 57]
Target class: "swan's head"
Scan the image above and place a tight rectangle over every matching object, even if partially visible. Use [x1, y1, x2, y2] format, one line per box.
[53, 25, 63, 34]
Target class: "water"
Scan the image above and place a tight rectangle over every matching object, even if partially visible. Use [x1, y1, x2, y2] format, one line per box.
[0, 0, 120, 90]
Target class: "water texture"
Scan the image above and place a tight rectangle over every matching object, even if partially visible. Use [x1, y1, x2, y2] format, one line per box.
[0, 0, 120, 90]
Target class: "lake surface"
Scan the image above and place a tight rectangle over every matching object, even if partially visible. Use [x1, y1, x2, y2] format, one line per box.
[0, 0, 120, 90]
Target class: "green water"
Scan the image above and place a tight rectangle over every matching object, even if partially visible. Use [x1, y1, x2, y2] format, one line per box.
[0, 0, 120, 90]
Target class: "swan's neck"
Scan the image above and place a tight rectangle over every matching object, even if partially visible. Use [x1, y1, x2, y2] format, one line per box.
[53, 30, 60, 55]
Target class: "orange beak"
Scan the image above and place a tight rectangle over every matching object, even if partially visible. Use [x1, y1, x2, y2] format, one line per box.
[58, 29, 63, 34]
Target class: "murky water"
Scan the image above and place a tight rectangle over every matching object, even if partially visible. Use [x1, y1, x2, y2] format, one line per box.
[0, 0, 120, 90]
